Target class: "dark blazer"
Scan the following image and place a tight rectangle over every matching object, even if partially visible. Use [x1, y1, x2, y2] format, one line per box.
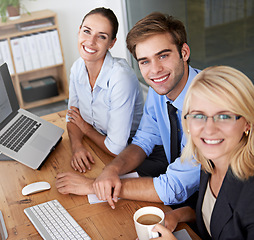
[196, 168, 254, 240]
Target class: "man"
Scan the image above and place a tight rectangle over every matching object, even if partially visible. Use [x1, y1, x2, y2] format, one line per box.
[56, 12, 200, 210]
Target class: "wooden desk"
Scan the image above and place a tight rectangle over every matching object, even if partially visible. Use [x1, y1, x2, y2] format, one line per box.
[0, 110, 201, 240]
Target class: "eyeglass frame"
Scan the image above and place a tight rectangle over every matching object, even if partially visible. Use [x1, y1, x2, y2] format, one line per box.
[184, 113, 242, 123]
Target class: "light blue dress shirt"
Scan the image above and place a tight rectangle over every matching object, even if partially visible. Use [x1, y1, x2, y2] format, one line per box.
[132, 66, 201, 205]
[67, 52, 144, 155]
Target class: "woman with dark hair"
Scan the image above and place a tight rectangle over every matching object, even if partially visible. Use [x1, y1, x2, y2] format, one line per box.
[66, 7, 143, 173]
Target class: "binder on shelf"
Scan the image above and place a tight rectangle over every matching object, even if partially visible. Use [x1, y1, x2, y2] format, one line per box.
[49, 30, 63, 64]
[42, 31, 55, 66]
[0, 40, 14, 74]
[26, 34, 41, 69]
[34, 32, 49, 68]
[0, 10, 68, 110]
[10, 37, 25, 73]
[0, 49, 3, 65]
[20, 36, 33, 71]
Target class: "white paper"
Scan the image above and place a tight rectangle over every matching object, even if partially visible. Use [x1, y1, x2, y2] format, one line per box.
[88, 172, 139, 204]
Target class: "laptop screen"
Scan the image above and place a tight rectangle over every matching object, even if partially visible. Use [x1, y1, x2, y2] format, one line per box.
[0, 72, 12, 123]
[0, 63, 19, 131]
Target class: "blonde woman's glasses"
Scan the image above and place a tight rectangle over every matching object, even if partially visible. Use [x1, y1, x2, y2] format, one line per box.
[184, 114, 242, 127]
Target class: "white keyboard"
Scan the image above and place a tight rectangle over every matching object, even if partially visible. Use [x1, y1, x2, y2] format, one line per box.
[24, 199, 91, 240]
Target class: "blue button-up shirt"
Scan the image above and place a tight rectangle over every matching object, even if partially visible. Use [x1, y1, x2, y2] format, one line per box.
[67, 52, 144, 155]
[132, 66, 201, 205]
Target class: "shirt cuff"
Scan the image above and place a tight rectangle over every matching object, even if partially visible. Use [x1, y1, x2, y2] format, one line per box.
[153, 173, 185, 205]
[104, 137, 127, 155]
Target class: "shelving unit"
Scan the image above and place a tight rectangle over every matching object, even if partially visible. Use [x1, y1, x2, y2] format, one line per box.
[0, 9, 69, 109]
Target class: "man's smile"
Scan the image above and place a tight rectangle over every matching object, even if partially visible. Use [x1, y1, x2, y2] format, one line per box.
[150, 74, 169, 83]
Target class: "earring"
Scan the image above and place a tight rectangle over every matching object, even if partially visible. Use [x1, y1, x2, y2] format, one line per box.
[187, 129, 190, 133]
[245, 130, 250, 136]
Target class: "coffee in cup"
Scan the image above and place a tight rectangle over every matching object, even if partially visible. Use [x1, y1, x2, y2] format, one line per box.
[137, 214, 162, 225]
[133, 206, 165, 240]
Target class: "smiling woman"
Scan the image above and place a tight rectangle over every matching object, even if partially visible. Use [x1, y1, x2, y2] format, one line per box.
[182, 66, 254, 179]
[149, 66, 254, 240]
[64, 7, 144, 175]
[77, 11, 116, 78]
[158, 66, 254, 240]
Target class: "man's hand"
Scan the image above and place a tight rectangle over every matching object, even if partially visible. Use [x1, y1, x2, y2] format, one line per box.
[71, 145, 95, 172]
[56, 172, 95, 195]
[93, 167, 121, 209]
[67, 106, 93, 135]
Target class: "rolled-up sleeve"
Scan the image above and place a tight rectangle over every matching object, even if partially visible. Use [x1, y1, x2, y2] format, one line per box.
[132, 88, 163, 156]
[153, 158, 200, 205]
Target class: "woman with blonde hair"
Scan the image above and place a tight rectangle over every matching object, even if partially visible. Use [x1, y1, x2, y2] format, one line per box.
[152, 66, 254, 240]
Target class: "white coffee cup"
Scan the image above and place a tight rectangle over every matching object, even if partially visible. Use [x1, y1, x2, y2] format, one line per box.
[133, 206, 165, 240]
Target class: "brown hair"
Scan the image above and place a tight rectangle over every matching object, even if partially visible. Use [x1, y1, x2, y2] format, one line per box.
[81, 7, 119, 40]
[126, 12, 189, 63]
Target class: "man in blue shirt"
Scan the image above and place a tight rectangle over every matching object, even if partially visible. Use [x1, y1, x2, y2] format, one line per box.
[56, 12, 200, 210]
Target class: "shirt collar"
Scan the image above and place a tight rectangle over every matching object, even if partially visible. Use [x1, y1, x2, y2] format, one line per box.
[165, 66, 198, 111]
[95, 51, 113, 89]
[79, 51, 113, 89]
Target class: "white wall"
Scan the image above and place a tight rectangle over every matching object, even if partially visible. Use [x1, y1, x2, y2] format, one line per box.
[21, 0, 130, 83]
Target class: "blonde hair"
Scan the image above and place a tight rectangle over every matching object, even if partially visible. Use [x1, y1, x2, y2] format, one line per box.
[181, 66, 254, 180]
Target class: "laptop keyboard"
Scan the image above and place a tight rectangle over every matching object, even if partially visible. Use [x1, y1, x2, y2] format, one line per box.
[24, 199, 91, 240]
[0, 115, 41, 152]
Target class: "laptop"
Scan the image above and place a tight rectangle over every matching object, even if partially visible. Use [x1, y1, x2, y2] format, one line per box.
[0, 210, 7, 240]
[0, 63, 64, 169]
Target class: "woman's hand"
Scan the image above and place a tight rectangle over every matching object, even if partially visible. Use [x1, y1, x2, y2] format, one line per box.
[67, 106, 93, 135]
[164, 206, 196, 232]
[135, 224, 177, 240]
[164, 210, 180, 232]
[71, 145, 95, 172]
[152, 224, 177, 240]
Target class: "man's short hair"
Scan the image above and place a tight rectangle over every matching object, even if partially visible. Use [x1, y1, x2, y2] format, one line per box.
[126, 12, 189, 64]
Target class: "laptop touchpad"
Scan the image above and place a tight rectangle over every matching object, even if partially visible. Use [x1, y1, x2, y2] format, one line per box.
[30, 135, 52, 152]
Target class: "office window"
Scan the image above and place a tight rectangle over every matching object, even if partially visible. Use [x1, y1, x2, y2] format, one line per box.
[125, 0, 254, 84]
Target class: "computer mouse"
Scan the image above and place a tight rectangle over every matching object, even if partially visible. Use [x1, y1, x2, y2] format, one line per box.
[22, 181, 51, 196]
